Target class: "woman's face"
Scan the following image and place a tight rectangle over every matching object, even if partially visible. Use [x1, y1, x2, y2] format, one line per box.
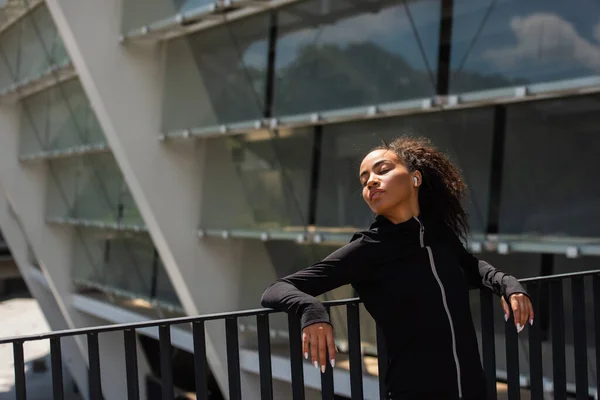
[359, 149, 417, 216]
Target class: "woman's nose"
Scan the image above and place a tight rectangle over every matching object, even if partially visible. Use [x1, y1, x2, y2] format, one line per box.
[367, 178, 380, 189]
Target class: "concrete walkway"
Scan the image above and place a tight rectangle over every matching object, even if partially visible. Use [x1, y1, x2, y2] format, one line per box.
[0, 296, 81, 400]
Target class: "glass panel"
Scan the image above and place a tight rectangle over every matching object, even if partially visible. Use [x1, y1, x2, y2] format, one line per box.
[199, 128, 314, 232]
[273, 0, 440, 116]
[20, 79, 107, 155]
[450, 0, 600, 93]
[46, 153, 142, 226]
[316, 108, 494, 233]
[120, 0, 214, 33]
[162, 14, 269, 133]
[73, 153, 122, 223]
[31, 4, 69, 67]
[499, 95, 600, 237]
[72, 229, 181, 307]
[0, 5, 69, 91]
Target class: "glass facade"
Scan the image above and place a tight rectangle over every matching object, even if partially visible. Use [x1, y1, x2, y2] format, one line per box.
[72, 229, 180, 307]
[0, 4, 68, 91]
[450, 0, 600, 93]
[46, 153, 143, 226]
[499, 95, 600, 237]
[199, 129, 314, 232]
[162, 14, 269, 133]
[273, 0, 440, 116]
[20, 78, 106, 155]
[0, 3, 181, 311]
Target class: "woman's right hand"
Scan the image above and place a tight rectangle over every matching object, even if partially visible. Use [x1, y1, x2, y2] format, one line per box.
[302, 322, 336, 373]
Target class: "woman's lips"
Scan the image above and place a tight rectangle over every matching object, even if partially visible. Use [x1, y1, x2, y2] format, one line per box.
[370, 189, 384, 201]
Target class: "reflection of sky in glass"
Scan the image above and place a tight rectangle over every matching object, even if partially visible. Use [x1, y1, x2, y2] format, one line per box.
[452, 0, 600, 84]
[276, 0, 441, 71]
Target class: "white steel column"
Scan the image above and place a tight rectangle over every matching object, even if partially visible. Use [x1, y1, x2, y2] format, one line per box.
[0, 180, 90, 398]
[0, 101, 152, 399]
[44, 0, 282, 397]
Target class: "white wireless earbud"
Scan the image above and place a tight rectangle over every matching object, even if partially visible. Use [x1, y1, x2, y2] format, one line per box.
[413, 177, 418, 186]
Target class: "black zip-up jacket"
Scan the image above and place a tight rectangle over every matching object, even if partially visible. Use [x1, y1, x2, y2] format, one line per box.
[261, 215, 528, 399]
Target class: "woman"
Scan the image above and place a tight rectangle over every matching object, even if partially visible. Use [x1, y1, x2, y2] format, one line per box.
[261, 137, 534, 399]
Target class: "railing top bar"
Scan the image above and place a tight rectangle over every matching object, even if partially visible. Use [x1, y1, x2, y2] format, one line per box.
[518, 268, 600, 283]
[0, 297, 361, 344]
[1, 270, 598, 344]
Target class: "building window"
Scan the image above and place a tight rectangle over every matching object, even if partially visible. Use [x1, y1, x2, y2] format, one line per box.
[450, 0, 600, 93]
[499, 95, 600, 237]
[273, 0, 441, 116]
[162, 14, 270, 133]
[199, 128, 314, 232]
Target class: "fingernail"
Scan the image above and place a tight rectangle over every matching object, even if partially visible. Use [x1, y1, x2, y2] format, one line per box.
[516, 323, 522, 333]
[330, 359, 335, 368]
[313, 361, 318, 370]
[530, 319, 534, 326]
[304, 352, 308, 360]
[321, 365, 326, 374]
[504, 314, 508, 322]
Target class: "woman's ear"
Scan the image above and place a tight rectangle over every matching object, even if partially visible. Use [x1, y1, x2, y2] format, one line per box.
[413, 171, 422, 187]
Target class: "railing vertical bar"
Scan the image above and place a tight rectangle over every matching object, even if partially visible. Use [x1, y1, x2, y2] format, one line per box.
[320, 307, 334, 400]
[13, 341, 26, 400]
[571, 277, 588, 400]
[376, 325, 388, 400]
[256, 314, 273, 400]
[159, 325, 174, 400]
[480, 290, 497, 399]
[87, 333, 102, 400]
[192, 321, 208, 399]
[594, 275, 600, 399]
[505, 308, 520, 400]
[288, 313, 305, 400]
[526, 283, 543, 400]
[50, 337, 64, 400]
[225, 317, 242, 400]
[346, 303, 364, 400]
[123, 329, 139, 400]
[550, 280, 566, 399]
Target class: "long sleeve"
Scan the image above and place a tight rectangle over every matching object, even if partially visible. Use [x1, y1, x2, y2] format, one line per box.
[261, 233, 374, 329]
[447, 230, 528, 300]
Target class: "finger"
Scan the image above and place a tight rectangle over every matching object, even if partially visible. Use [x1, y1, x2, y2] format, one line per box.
[501, 297, 510, 322]
[529, 299, 535, 325]
[310, 330, 319, 370]
[326, 330, 336, 368]
[302, 331, 309, 360]
[511, 297, 522, 332]
[318, 329, 327, 373]
[516, 297, 528, 329]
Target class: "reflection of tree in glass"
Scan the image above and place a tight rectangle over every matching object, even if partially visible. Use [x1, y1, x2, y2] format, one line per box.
[274, 42, 434, 115]
[274, 41, 523, 116]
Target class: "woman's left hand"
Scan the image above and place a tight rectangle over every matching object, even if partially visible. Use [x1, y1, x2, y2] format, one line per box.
[501, 293, 534, 333]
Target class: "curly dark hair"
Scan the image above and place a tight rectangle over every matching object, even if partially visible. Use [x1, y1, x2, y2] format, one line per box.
[370, 136, 469, 239]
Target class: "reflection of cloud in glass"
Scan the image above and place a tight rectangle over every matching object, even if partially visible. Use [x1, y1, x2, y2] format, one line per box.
[594, 21, 600, 42]
[276, 1, 439, 68]
[290, 6, 412, 46]
[484, 13, 600, 72]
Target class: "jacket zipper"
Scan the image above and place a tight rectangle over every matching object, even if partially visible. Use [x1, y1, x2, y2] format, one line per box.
[413, 217, 463, 399]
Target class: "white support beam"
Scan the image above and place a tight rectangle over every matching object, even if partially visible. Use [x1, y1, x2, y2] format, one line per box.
[0, 99, 150, 399]
[45, 0, 281, 397]
[0, 182, 90, 398]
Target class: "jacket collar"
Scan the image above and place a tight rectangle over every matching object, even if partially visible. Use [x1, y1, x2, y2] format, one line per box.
[371, 215, 422, 234]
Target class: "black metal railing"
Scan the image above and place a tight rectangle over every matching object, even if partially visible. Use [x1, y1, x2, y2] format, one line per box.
[1, 270, 599, 400]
